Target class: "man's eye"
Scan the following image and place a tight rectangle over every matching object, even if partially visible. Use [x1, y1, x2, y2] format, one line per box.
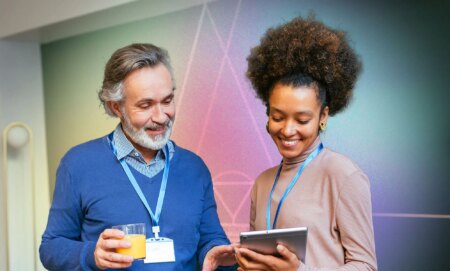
[138, 104, 150, 109]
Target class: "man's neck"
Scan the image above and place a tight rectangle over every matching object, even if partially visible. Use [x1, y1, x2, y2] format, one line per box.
[134, 143, 157, 164]
[122, 131, 157, 164]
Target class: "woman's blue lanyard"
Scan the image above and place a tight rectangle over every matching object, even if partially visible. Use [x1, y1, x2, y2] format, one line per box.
[266, 143, 323, 230]
[108, 133, 169, 238]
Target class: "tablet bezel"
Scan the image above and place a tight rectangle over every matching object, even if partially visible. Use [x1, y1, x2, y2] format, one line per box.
[239, 227, 307, 262]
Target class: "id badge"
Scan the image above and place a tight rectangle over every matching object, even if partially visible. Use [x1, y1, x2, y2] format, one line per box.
[144, 237, 176, 263]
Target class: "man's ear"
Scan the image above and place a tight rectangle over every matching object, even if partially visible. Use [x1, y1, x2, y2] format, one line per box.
[108, 101, 122, 118]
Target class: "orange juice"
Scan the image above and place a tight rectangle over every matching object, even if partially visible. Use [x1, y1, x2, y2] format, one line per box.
[116, 234, 146, 259]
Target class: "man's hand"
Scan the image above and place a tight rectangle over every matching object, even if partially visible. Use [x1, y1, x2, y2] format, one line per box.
[235, 244, 300, 271]
[203, 244, 237, 271]
[94, 229, 134, 270]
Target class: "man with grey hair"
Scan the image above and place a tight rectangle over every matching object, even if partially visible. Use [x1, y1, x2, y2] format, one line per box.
[39, 43, 236, 271]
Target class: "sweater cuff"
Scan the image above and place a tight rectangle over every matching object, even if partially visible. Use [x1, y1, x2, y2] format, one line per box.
[80, 241, 100, 271]
[198, 239, 230, 268]
[217, 263, 239, 271]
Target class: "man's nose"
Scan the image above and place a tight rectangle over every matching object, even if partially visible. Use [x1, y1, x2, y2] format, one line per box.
[151, 104, 167, 124]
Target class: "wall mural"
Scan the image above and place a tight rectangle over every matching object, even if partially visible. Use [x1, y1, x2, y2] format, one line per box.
[42, 0, 450, 270]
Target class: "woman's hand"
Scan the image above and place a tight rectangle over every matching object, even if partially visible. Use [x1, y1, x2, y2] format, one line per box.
[235, 244, 300, 271]
[203, 244, 237, 271]
[94, 229, 134, 270]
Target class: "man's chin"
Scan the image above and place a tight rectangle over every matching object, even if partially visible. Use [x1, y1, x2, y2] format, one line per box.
[139, 138, 169, 150]
[129, 127, 171, 150]
[145, 130, 166, 138]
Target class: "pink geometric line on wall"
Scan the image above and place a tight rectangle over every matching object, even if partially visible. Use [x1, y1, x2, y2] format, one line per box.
[214, 184, 251, 223]
[223, 55, 274, 165]
[214, 170, 254, 219]
[205, 2, 274, 165]
[195, 0, 242, 153]
[175, 3, 207, 114]
[213, 170, 253, 243]
[167, 0, 274, 242]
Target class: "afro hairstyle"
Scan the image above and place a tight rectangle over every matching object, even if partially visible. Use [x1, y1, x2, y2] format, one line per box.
[246, 15, 362, 116]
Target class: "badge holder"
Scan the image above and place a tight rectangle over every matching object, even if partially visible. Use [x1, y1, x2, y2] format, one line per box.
[144, 226, 176, 263]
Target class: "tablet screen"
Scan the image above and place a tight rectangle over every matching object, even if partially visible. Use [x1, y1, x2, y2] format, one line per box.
[239, 227, 307, 262]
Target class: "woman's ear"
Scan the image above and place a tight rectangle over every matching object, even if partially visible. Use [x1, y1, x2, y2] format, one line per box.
[320, 106, 329, 131]
[320, 106, 329, 123]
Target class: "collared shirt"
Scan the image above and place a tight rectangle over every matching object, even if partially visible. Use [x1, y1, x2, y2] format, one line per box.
[112, 124, 174, 178]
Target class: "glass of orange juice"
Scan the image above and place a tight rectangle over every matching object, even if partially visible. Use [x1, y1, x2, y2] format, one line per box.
[113, 223, 146, 260]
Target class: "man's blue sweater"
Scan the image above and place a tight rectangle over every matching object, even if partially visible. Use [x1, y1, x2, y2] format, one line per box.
[39, 136, 230, 270]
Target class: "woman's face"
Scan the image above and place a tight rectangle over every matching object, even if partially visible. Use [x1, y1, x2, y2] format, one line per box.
[267, 83, 328, 160]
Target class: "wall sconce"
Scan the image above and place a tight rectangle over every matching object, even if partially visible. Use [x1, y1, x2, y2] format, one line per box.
[2, 122, 37, 271]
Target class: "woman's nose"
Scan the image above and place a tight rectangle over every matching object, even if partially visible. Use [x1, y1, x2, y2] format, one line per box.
[281, 121, 296, 137]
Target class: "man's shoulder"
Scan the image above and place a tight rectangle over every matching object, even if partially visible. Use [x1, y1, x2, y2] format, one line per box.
[172, 142, 202, 160]
[171, 142, 213, 186]
[62, 136, 109, 164]
[171, 141, 208, 168]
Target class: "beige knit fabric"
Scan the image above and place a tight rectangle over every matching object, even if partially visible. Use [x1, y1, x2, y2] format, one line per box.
[250, 137, 377, 271]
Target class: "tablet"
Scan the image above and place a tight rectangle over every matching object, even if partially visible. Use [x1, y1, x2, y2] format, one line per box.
[239, 227, 307, 262]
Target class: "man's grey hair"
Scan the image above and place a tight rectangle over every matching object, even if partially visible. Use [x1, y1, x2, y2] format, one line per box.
[98, 43, 175, 117]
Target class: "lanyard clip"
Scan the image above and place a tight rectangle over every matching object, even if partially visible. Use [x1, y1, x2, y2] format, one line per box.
[152, 226, 160, 238]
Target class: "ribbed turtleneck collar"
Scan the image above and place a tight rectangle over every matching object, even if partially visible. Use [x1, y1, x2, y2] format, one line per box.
[282, 136, 322, 167]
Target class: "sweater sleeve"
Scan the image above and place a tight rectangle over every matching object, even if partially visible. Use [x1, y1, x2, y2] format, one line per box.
[39, 161, 100, 271]
[299, 171, 377, 271]
[196, 167, 232, 269]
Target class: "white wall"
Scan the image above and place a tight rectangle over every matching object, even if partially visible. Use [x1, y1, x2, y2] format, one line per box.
[0, 0, 216, 43]
[0, 40, 50, 271]
[0, 0, 136, 38]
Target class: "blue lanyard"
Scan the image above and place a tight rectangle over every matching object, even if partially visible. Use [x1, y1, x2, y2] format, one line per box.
[266, 143, 323, 230]
[108, 133, 169, 237]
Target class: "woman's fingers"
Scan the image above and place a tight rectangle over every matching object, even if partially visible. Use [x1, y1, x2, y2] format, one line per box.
[235, 247, 270, 270]
[276, 244, 298, 262]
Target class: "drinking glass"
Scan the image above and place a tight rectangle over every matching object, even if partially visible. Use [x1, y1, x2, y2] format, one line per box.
[112, 223, 146, 259]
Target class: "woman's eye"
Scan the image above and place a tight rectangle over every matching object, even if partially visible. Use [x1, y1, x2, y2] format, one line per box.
[271, 116, 282, 122]
[298, 120, 310, 125]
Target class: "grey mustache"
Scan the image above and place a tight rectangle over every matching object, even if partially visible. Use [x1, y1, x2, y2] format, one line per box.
[145, 120, 173, 130]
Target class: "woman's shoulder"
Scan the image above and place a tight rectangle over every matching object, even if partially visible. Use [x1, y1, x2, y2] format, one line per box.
[257, 164, 279, 178]
[319, 147, 367, 179]
[253, 164, 279, 188]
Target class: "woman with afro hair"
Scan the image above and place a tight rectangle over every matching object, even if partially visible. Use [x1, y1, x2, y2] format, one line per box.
[235, 16, 377, 271]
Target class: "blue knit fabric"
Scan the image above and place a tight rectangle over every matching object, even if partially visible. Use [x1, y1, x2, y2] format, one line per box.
[39, 135, 230, 271]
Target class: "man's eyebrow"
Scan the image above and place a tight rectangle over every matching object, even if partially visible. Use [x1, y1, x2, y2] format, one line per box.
[164, 93, 174, 99]
[135, 93, 174, 104]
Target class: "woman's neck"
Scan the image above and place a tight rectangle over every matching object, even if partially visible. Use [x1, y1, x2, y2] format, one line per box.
[283, 136, 321, 166]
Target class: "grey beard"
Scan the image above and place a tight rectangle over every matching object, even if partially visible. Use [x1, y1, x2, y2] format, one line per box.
[121, 112, 173, 150]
